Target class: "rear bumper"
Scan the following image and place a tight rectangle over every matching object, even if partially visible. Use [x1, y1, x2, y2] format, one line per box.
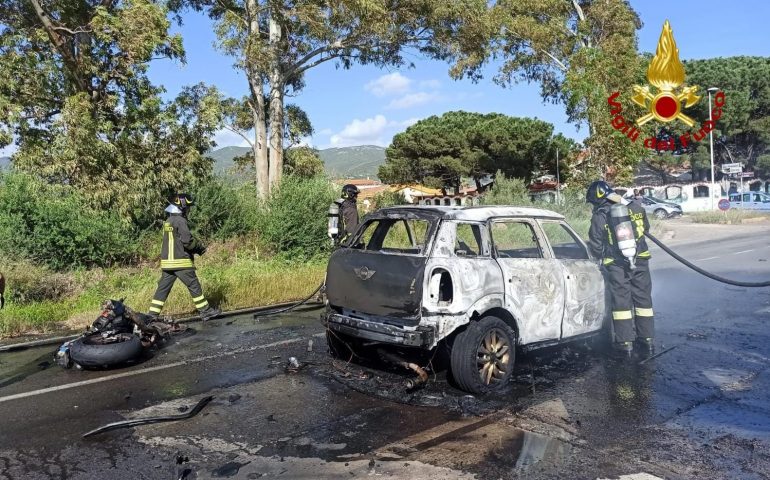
[323, 312, 435, 347]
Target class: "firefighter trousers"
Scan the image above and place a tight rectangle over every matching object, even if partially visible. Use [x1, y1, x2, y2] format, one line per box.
[606, 259, 654, 343]
[148, 269, 212, 316]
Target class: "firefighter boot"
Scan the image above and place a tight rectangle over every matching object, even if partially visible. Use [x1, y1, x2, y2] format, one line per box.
[200, 306, 221, 321]
[612, 341, 634, 359]
[636, 337, 655, 355]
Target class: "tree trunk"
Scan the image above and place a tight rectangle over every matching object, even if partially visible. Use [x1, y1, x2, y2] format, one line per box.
[268, 79, 285, 189]
[253, 85, 269, 198]
[267, 13, 284, 190]
[246, 0, 268, 199]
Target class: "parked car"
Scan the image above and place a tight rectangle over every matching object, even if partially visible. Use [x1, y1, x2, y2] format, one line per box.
[322, 206, 608, 394]
[637, 196, 683, 219]
[729, 192, 770, 210]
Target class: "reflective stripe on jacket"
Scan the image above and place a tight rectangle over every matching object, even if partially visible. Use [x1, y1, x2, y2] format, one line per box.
[160, 214, 194, 270]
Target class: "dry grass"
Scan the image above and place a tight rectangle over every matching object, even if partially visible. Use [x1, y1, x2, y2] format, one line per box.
[689, 210, 770, 225]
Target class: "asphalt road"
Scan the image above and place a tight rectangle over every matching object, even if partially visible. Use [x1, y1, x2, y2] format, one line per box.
[1, 221, 770, 480]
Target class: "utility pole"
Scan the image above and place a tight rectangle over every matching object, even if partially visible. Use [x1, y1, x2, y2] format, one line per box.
[555, 148, 560, 203]
[707, 87, 720, 210]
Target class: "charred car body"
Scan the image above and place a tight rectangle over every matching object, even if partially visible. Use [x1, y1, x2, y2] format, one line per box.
[323, 206, 608, 394]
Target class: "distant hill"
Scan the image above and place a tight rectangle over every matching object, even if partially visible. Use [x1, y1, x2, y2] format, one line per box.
[206, 145, 386, 179]
[318, 145, 385, 179]
[207, 146, 251, 174]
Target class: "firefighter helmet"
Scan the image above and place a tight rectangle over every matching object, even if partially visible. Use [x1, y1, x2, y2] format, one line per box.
[586, 181, 613, 206]
[168, 193, 195, 210]
[342, 184, 360, 199]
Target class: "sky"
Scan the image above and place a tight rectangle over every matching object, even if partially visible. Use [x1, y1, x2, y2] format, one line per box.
[4, 0, 769, 157]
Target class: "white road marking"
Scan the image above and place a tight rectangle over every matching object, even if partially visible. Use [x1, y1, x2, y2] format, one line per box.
[694, 256, 721, 261]
[0, 334, 324, 404]
[733, 249, 755, 255]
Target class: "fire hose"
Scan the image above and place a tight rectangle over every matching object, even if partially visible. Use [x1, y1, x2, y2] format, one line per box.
[252, 283, 324, 318]
[645, 232, 770, 287]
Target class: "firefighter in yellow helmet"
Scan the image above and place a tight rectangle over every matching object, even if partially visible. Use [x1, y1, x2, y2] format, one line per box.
[147, 193, 220, 321]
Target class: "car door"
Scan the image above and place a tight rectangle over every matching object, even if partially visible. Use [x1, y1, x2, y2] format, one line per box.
[326, 216, 433, 323]
[538, 220, 606, 339]
[759, 193, 770, 210]
[742, 193, 753, 209]
[490, 219, 564, 344]
[751, 193, 770, 210]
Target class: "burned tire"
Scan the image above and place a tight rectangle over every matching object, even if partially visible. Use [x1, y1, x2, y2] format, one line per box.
[69, 333, 142, 368]
[326, 330, 362, 361]
[450, 316, 516, 394]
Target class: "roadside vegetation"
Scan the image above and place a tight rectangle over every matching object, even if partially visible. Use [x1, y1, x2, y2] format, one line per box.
[0, 172, 334, 338]
[482, 174, 594, 236]
[689, 210, 770, 225]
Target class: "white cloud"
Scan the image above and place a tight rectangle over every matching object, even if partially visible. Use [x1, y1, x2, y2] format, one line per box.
[364, 72, 412, 97]
[420, 79, 441, 89]
[386, 92, 441, 110]
[399, 117, 421, 127]
[213, 128, 252, 148]
[330, 115, 389, 147]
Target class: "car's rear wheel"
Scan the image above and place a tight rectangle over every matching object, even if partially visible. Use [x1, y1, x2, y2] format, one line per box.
[450, 316, 516, 394]
[653, 208, 668, 219]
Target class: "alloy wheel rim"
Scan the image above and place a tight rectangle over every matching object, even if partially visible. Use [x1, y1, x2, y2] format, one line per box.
[476, 328, 511, 385]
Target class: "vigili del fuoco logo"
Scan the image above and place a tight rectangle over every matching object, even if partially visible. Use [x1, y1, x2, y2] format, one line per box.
[607, 20, 726, 151]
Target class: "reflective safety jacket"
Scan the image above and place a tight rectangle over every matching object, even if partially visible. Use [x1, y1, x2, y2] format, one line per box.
[160, 213, 195, 270]
[340, 198, 359, 238]
[588, 200, 651, 266]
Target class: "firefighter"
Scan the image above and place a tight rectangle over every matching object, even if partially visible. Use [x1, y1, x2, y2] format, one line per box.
[147, 193, 221, 321]
[586, 180, 654, 355]
[328, 184, 360, 245]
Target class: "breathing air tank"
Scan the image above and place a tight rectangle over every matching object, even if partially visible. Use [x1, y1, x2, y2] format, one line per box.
[609, 203, 637, 269]
[327, 200, 341, 240]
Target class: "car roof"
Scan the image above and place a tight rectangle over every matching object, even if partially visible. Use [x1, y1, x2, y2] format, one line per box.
[374, 205, 565, 221]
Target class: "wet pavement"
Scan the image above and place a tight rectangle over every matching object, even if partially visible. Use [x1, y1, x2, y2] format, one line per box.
[1, 223, 770, 479]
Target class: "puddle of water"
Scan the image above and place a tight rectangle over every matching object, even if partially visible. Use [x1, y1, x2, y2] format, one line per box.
[509, 429, 571, 471]
[0, 350, 56, 388]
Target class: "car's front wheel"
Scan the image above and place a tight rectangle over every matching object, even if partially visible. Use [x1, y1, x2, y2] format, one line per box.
[450, 316, 516, 394]
[653, 208, 668, 219]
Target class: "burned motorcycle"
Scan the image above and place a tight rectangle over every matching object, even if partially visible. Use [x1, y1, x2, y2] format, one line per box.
[55, 299, 183, 369]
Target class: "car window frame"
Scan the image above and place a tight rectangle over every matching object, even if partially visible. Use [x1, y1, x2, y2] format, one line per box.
[537, 220, 591, 261]
[348, 216, 435, 257]
[488, 217, 549, 260]
[451, 221, 490, 258]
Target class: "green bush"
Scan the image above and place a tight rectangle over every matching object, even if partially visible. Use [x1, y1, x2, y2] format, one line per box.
[481, 174, 530, 205]
[188, 176, 260, 242]
[482, 172, 593, 237]
[0, 172, 137, 270]
[369, 190, 407, 210]
[255, 175, 337, 259]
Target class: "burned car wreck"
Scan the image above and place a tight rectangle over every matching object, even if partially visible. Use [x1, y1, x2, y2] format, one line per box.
[322, 206, 608, 394]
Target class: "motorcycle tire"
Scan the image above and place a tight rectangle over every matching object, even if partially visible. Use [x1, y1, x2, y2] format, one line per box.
[69, 332, 142, 369]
